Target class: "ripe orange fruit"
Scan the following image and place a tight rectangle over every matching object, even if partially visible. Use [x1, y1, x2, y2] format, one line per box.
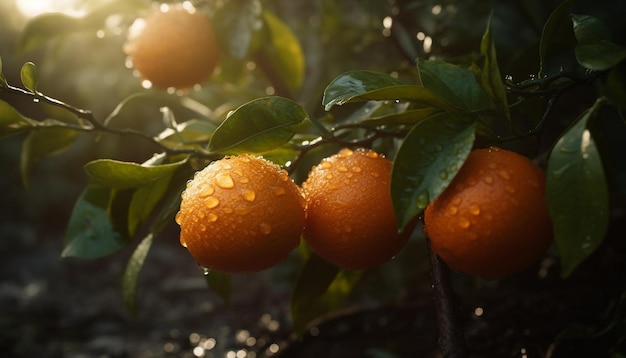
[124, 5, 220, 89]
[424, 147, 553, 279]
[302, 148, 412, 270]
[176, 155, 306, 274]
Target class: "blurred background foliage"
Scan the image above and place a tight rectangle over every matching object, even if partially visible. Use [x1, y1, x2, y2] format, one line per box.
[1, 0, 626, 356]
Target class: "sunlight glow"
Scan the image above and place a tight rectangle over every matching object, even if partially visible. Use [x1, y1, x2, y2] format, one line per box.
[16, 0, 86, 18]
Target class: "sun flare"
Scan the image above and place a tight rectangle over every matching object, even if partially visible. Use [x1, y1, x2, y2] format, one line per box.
[15, 0, 86, 18]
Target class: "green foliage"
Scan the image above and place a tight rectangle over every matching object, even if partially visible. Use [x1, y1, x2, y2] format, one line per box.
[0, 0, 625, 340]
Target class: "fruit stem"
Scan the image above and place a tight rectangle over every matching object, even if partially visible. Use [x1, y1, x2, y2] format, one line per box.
[427, 238, 469, 358]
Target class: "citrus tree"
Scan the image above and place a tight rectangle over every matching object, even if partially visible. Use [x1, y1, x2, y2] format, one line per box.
[1, 0, 625, 356]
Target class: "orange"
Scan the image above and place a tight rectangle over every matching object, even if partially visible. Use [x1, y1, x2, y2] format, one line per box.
[424, 147, 553, 279]
[176, 154, 306, 273]
[302, 148, 413, 270]
[124, 5, 220, 89]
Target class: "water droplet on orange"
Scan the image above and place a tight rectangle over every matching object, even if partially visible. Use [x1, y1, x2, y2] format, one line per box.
[175, 211, 183, 225]
[224, 207, 233, 214]
[447, 206, 458, 216]
[259, 222, 272, 234]
[366, 151, 379, 158]
[452, 196, 462, 205]
[321, 161, 332, 169]
[498, 170, 511, 180]
[204, 196, 220, 208]
[352, 166, 362, 173]
[273, 187, 286, 196]
[243, 189, 256, 202]
[458, 217, 471, 228]
[469, 205, 480, 215]
[325, 173, 333, 180]
[208, 213, 218, 222]
[199, 185, 215, 198]
[216, 173, 235, 188]
[199, 224, 207, 232]
[180, 237, 187, 247]
[338, 148, 353, 157]
[483, 176, 494, 184]
[338, 166, 348, 172]
[198, 211, 206, 219]
[239, 177, 250, 184]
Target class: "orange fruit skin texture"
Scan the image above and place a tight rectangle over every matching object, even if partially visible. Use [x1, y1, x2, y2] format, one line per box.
[125, 7, 219, 89]
[424, 147, 553, 279]
[302, 148, 412, 270]
[176, 155, 306, 274]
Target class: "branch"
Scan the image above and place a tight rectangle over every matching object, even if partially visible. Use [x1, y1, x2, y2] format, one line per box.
[427, 237, 469, 358]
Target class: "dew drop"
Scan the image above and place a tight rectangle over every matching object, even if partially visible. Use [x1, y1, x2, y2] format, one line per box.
[439, 170, 448, 180]
[498, 170, 511, 180]
[198, 211, 206, 219]
[216, 173, 235, 188]
[483, 176, 494, 184]
[452, 196, 462, 205]
[199, 224, 207, 232]
[447, 206, 458, 216]
[243, 189, 256, 202]
[416, 191, 429, 209]
[469, 205, 480, 215]
[208, 213, 218, 222]
[175, 211, 183, 225]
[224, 207, 233, 214]
[199, 185, 215, 198]
[449, 164, 458, 173]
[239, 177, 250, 184]
[458, 217, 471, 228]
[339, 148, 353, 157]
[204, 196, 220, 208]
[321, 161, 332, 169]
[180, 237, 187, 247]
[366, 151, 379, 158]
[259, 222, 272, 234]
[338, 166, 348, 172]
[325, 173, 333, 180]
[273, 187, 286, 196]
[352, 166, 362, 173]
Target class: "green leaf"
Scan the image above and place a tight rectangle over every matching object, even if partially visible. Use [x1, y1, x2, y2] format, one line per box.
[538, 0, 577, 77]
[417, 59, 493, 112]
[480, 13, 509, 119]
[208, 96, 307, 154]
[391, 112, 476, 230]
[62, 186, 127, 259]
[605, 62, 626, 110]
[84, 158, 187, 189]
[205, 271, 232, 305]
[121, 233, 154, 316]
[127, 173, 176, 237]
[20, 62, 39, 93]
[0, 56, 7, 88]
[156, 119, 215, 150]
[212, 0, 264, 60]
[354, 107, 440, 128]
[322, 70, 454, 111]
[20, 13, 82, 53]
[0, 100, 36, 139]
[571, 14, 626, 71]
[21, 125, 79, 187]
[546, 103, 610, 278]
[292, 252, 339, 332]
[257, 10, 305, 94]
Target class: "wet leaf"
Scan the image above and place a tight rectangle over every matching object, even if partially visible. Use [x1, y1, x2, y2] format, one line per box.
[208, 96, 306, 154]
[127, 173, 176, 237]
[21, 125, 79, 187]
[84, 158, 187, 189]
[121, 233, 154, 316]
[546, 103, 609, 278]
[571, 14, 626, 71]
[20, 62, 39, 93]
[212, 0, 263, 59]
[156, 119, 215, 150]
[538, 0, 577, 77]
[417, 59, 492, 112]
[322, 70, 453, 111]
[391, 112, 476, 230]
[62, 186, 127, 259]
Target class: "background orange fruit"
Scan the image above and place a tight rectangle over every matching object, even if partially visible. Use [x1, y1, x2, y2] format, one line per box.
[124, 6, 220, 89]
[424, 147, 553, 279]
[302, 148, 412, 270]
[176, 155, 305, 274]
